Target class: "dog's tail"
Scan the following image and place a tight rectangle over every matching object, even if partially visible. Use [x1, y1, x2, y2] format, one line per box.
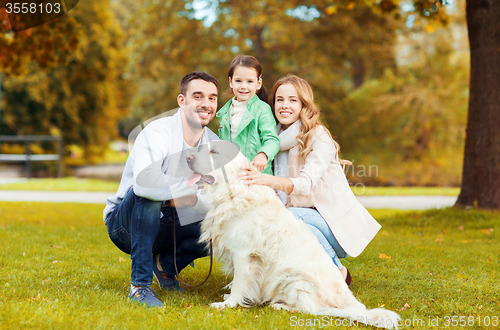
[313, 306, 401, 329]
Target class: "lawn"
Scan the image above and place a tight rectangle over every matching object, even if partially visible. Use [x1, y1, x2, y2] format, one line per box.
[0, 203, 498, 329]
[0, 178, 460, 196]
[0, 177, 119, 192]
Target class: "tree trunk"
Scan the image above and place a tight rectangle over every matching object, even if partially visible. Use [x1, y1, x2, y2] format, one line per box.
[251, 25, 275, 95]
[352, 58, 365, 89]
[456, 0, 500, 209]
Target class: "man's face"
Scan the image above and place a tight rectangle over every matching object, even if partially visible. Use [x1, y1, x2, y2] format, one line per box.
[178, 79, 218, 130]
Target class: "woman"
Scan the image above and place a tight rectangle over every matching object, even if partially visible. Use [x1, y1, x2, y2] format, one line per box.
[238, 75, 381, 285]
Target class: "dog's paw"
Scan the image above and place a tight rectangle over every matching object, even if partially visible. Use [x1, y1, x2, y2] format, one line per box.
[222, 281, 232, 291]
[210, 302, 227, 309]
[271, 303, 290, 311]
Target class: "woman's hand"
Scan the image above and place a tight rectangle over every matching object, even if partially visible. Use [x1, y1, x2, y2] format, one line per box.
[238, 163, 267, 185]
[239, 163, 294, 194]
[251, 152, 268, 172]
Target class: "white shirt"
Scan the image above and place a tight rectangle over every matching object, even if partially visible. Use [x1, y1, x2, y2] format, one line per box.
[230, 97, 248, 140]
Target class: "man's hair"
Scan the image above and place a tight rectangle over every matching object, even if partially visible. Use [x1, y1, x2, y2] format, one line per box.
[180, 71, 219, 95]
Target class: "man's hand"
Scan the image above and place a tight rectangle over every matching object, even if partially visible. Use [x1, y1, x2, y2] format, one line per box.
[251, 152, 268, 172]
[165, 195, 198, 208]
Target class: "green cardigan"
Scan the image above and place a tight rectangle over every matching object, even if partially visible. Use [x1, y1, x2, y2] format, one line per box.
[216, 95, 280, 175]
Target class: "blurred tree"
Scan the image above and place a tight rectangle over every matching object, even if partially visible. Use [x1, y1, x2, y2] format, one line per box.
[1, 0, 130, 162]
[0, 5, 79, 74]
[328, 30, 469, 186]
[126, 0, 398, 131]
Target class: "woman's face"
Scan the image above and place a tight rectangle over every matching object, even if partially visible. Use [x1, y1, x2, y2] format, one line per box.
[274, 83, 302, 129]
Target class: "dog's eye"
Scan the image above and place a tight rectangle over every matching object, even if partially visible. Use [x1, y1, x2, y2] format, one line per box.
[210, 149, 219, 154]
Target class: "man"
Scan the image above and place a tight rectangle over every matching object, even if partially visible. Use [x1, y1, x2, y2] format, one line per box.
[103, 72, 219, 307]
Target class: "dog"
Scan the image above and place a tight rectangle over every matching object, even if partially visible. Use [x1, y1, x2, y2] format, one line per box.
[186, 140, 400, 329]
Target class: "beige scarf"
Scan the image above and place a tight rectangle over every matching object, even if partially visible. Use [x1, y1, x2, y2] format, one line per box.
[274, 121, 301, 204]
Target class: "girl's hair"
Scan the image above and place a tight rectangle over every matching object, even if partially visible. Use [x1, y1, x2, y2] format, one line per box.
[228, 55, 268, 103]
[269, 75, 351, 165]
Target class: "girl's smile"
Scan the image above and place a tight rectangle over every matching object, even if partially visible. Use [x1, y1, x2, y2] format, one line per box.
[229, 66, 262, 102]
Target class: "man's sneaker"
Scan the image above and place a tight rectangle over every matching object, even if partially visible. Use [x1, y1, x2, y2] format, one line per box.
[128, 286, 163, 307]
[153, 254, 185, 292]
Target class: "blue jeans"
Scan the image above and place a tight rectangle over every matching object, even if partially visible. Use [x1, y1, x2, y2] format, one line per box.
[105, 188, 208, 286]
[288, 207, 348, 270]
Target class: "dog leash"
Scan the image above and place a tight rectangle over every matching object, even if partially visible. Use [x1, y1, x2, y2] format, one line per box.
[171, 207, 213, 288]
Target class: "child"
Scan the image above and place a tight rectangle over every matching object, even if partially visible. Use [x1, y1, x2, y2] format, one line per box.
[216, 55, 279, 175]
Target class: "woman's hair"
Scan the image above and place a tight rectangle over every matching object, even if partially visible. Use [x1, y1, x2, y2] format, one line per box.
[228, 55, 268, 103]
[269, 75, 350, 165]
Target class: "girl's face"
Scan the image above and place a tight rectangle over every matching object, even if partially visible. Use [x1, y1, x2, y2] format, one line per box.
[229, 66, 262, 102]
[274, 83, 302, 129]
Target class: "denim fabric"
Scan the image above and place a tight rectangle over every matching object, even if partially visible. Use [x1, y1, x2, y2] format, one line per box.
[288, 207, 348, 270]
[106, 188, 208, 286]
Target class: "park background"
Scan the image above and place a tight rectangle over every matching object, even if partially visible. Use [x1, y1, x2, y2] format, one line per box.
[1, 0, 470, 187]
[1, 1, 499, 329]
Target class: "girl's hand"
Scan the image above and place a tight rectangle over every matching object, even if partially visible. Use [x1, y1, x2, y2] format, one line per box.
[251, 152, 268, 171]
[238, 163, 266, 185]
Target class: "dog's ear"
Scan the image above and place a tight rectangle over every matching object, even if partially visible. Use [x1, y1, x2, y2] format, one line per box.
[210, 141, 240, 170]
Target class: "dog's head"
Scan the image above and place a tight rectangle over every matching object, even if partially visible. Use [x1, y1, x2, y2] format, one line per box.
[186, 140, 245, 190]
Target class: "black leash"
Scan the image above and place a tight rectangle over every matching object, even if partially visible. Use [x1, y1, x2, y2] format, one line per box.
[171, 207, 213, 287]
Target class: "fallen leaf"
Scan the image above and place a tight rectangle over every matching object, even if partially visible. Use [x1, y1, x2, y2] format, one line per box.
[399, 303, 411, 311]
[50, 245, 62, 249]
[428, 272, 433, 276]
[378, 303, 385, 308]
[28, 293, 41, 301]
[458, 226, 464, 231]
[480, 228, 494, 234]
[119, 257, 125, 263]
[378, 254, 391, 260]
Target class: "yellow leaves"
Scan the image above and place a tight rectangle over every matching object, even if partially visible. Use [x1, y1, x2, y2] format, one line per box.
[480, 228, 494, 235]
[378, 253, 391, 260]
[400, 303, 411, 311]
[425, 23, 436, 33]
[28, 293, 42, 301]
[28, 293, 55, 303]
[325, 5, 337, 15]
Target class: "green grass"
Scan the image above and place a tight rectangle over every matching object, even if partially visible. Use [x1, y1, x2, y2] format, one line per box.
[0, 203, 498, 329]
[0, 177, 119, 192]
[352, 186, 460, 196]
